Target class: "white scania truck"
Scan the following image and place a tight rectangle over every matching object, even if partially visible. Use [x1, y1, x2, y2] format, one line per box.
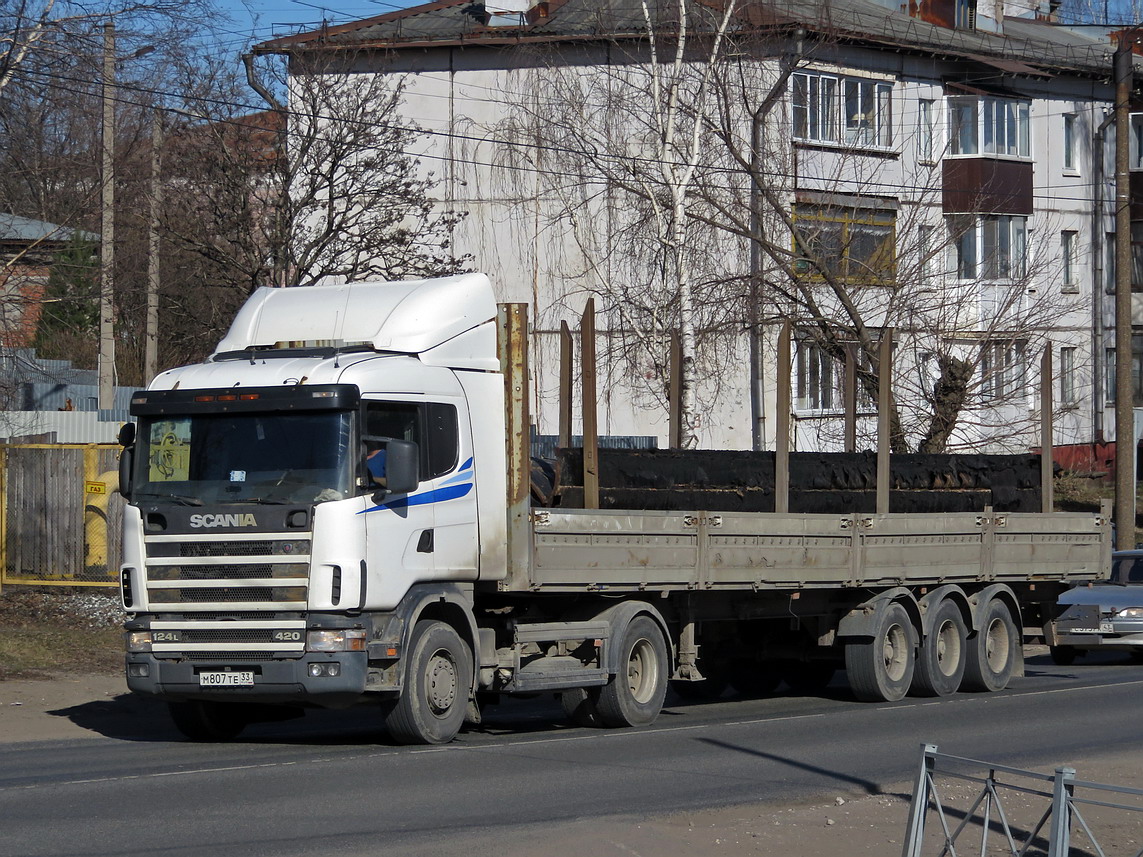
[118, 274, 1110, 743]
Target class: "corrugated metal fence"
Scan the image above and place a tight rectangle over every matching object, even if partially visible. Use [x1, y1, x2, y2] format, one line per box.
[0, 444, 123, 588]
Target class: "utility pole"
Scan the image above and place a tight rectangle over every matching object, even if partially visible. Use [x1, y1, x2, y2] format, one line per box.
[98, 22, 116, 410]
[145, 115, 162, 385]
[1114, 35, 1137, 551]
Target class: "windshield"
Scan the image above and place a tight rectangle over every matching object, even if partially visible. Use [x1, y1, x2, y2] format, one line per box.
[1112, 555, 1143, 584]
[133, 411, 354, 505]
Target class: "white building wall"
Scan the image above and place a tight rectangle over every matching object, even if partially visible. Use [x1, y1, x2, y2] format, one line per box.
[319, 36, 1110, 454]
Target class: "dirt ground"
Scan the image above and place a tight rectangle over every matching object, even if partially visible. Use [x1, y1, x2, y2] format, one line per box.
[2, 672, 1141, 857]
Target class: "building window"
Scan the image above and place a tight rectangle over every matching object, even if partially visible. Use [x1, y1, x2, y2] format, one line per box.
[793, 73, 892, 148]
[981, 340, 1027, 402]
[1062, 230, 1078, 292]
[918, 224, 940, 280]
[1060, 346, 1077, 408]
[793, 204, 896, 284]
[1063, 113, 1077, 171]
[1105, 337, 1143, 404]
[1131, 114, 1143, 170]
[947, 95, 1031, 158]
[956, 0, 977, 29]
[919, 99, 934, 161]
[950, 215, 1027, 280]
[796, 339, 838, 411]
[1105, 228, 1143, 293]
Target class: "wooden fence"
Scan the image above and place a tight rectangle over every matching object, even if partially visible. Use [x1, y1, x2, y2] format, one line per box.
[0, 444, 123, 589]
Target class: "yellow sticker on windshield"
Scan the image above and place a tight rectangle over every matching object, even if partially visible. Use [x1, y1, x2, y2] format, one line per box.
[149, 419, 191, 482]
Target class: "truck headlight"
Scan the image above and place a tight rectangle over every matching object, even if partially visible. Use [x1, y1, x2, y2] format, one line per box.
[1116, 608, 1143, 618]
[126, 631, 153, 653]
[306, 629, 366, 652]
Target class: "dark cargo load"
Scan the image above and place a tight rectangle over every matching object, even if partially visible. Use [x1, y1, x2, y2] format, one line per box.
[551, 449, 1041, 513]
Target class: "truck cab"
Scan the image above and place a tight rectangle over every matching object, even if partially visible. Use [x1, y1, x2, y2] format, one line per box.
[119, 274, 506, 742]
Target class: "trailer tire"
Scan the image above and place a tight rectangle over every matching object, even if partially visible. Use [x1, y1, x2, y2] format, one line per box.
[595, 616, 669, 727]
[386, 620, 472, 745]
[168, 700, 248, 741]
[1049, 645, 1079, 666]
[963, 598, 1017, 692]
[911, 599, 967, 697]
[844, 602, 916, 702]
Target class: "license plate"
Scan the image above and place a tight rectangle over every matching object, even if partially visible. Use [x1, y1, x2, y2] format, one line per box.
[198, 671, 254, 687]
[1100, 621, 1115, 634]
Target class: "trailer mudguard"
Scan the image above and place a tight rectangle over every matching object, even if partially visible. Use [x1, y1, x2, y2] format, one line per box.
[916, 585, 972, 639]
[837, 587, 921, 640]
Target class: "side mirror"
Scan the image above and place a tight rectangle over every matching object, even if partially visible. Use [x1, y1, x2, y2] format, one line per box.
[118, 422, 136, 447]
[383, 440, 419, 496]
[118, 447, 134, 498]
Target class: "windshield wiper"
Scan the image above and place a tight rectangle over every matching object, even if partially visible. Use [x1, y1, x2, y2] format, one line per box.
[134, 491, 204, 507]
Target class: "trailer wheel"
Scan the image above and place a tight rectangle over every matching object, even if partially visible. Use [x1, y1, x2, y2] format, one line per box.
[962, 598, 1017, 692]
[595, 616, 669, 727]
[844, 601, 916, 702]
[1049, 645, 1078, 666]
[911, 600, 967, 697]
[168, 700, 248, 741]
[386, 620, 472, 745]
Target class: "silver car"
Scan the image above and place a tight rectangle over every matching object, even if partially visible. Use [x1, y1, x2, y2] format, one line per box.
[1047, 550, 1143, 665]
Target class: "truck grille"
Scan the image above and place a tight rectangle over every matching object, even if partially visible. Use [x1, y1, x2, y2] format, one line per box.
[144, 534, 310, 611]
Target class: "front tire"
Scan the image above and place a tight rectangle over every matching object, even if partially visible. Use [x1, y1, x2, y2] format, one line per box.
[911, 599, 967, 697]
[595, 616, 669, 727]
[845, 601, 917, 702]
[168, 700, 248, 741]
[386, 620, 473, 745]
[963, 598, 1018, 692]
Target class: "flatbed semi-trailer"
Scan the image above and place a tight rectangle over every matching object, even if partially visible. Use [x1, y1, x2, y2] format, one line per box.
[117, 275, 1109, 743]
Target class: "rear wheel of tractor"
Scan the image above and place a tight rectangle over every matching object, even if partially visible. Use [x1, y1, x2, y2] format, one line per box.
[845, 602, 917, 702]
[167, 700, 248, 741]
[911, 599, 968, 697]
[386, 620, 472, 745]
[962, 598, 1018, 692]
[595, 616, 669, 728]
[1049, 644, 1079, 666]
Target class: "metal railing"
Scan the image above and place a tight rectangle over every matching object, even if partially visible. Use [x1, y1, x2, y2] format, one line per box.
[903, 743, 1143, 857]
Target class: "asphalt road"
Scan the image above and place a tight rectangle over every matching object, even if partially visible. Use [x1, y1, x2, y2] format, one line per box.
[2, 650, 1141, 857]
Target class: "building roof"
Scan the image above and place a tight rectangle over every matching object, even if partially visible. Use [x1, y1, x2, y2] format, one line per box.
[0, 213, 98, 246]
[254, 0, 1129, 80]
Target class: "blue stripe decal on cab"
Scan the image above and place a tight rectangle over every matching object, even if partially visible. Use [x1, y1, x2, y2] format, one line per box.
[358, 481, 473, 514]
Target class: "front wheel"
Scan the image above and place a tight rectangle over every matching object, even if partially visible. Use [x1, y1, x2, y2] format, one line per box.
[168, 700, 248, 741]
[595, 616, 669, 727]
[962, 598, 1018, 692]
[386, 620, 473, 745]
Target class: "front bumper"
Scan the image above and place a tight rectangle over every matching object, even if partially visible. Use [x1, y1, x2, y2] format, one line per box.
[1047, 603, 1143, 650]
[125, 651, 371, 708]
